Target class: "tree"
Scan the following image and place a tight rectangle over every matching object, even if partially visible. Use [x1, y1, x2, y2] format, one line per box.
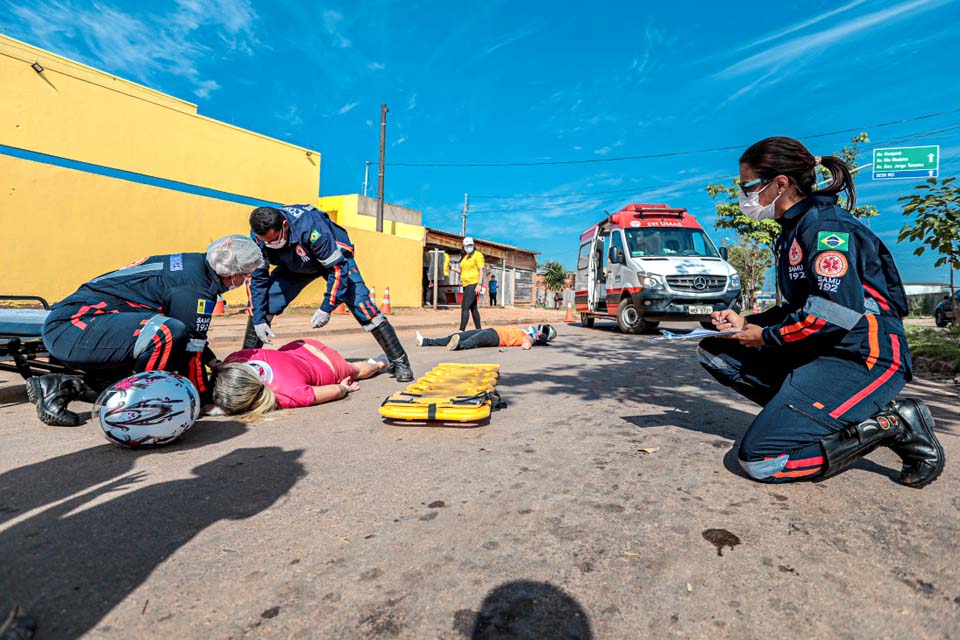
[706, 181, 780, 249]
[816, 132, 878, 220]
[898, 176, 960, 309]
[723, 236, 775, 310]
[541, 261, 568, 292]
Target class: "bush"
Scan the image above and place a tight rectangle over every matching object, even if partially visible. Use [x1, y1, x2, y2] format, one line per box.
[905, 324, 960, 375]
[908, 296, 928, 318]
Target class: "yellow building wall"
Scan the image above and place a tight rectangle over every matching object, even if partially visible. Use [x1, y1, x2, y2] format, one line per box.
[318, 195, 425, 242]
[0, 35, 424, 311]
[0, 35, 319, 203]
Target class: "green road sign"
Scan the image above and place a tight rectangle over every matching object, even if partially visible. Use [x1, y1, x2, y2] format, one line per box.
[872, 145, 939, 180]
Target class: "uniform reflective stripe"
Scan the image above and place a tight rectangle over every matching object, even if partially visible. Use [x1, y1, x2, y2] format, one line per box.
[70, 301, 109, 329]
[146, 334, 164, 371]
[783, 316, 827, 342]
[739, 455, 789, 479]
[785, 455, 823, 469]
[156, 324, 173, 370]
[329, 265, 342, 305]
[863, 283, 890, 311]
[830, 336, 901, 419]
[864, 314, 880, 370]
[186, 338, 207, 352]
[336, 241, 352, 252]
[780, 315, 819, 336]
[864, 298, 881, 315]
[88, 262, 163, 283]
[804, 297, 862, 330]
[320, 248, 343, 267]
[362, 314, 386, 331]
[772, 467, 821, 479]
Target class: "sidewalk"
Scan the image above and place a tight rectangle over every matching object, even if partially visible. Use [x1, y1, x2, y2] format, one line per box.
[207, 305, 568, 349]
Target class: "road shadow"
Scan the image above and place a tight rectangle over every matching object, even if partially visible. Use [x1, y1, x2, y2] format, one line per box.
[0, 420, 248, 525]
[457, 580, 593, 639]
[0, 446, 305, 639]
[507, 331, 906, 482]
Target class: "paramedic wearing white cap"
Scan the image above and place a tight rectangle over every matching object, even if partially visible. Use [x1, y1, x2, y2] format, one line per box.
[34, 236, 264, 426]
[451, 237, 485, 331]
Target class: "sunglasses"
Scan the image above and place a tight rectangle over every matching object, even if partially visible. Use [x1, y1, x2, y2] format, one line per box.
[739, 178, 770, 194]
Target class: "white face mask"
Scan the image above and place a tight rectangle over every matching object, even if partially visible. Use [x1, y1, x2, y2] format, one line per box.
[738, 181, 781, 220]
[464, 245, 474, 254]
[264, 225, 287, 250]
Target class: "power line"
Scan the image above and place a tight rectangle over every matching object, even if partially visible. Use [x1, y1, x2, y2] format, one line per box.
[454, 121, 960, 209]
[387, 108, 960, 168]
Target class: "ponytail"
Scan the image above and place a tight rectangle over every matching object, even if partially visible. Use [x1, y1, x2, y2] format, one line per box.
[740, 136, 857, 211]
[812, 155, 856, 211]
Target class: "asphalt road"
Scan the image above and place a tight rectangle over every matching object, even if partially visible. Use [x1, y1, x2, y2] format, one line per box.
[1, 320, 958, 639]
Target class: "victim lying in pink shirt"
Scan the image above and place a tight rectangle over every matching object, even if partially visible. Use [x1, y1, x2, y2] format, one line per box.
[224, 339, 356, 409]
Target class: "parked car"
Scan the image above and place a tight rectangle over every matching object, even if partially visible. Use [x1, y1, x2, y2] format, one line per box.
[934, 289, 959, 327]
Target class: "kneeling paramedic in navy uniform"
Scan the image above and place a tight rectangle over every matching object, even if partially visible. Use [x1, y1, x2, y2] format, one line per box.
[243, 204, 414, 382]
[698, 136, 944, 488]
[33, 236, 264, 426]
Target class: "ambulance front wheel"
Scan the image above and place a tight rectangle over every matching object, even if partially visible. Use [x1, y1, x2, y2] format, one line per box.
[580, 313, 595, 328]
[617, 298, 656, 334]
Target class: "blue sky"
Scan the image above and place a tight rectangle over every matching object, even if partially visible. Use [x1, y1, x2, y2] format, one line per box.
[3, 0, 959, 284]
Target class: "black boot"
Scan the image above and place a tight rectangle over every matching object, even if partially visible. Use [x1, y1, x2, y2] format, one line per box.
[820, 411, 902, 478]
[25, 376, 41, 405]
[370, 322, 414, 383]
[887, 399, 945, 488]
[34, 374, 89, 426]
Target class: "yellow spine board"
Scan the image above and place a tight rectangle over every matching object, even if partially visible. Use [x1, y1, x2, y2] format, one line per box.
[379, 363, 501, 423]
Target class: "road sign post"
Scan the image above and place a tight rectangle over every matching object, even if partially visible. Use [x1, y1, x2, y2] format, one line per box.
[872, 145, 939, 180]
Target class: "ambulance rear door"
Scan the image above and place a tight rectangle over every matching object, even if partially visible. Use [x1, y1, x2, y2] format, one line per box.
[576, 224, 601, 312]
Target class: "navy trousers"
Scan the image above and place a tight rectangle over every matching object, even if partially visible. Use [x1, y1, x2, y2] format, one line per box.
[698, 335, 909, 482]
[261, 259, 382, 327]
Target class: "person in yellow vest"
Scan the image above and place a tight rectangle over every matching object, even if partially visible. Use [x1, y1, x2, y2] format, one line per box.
[451, 237, 485, 331]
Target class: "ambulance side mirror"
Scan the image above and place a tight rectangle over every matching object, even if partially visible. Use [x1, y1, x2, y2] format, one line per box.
[719, 246, 729, 261]
[608, 247, 624, 264]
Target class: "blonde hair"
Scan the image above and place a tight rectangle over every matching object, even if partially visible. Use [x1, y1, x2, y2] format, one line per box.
[213, 362, 276, 419]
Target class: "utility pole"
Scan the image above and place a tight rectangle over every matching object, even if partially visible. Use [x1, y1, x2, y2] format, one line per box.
[377, 104, 387, 233]
[461, 193, 469, 237]
[362, 161, 371, 198]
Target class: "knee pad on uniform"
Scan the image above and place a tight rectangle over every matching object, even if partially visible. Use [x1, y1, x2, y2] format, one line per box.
[737, 450, 789, 481]
[361, 313, 387, 332]
[133, 315, 189, 371]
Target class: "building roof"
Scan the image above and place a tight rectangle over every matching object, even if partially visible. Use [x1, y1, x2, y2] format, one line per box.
[425, 227, 539, 256]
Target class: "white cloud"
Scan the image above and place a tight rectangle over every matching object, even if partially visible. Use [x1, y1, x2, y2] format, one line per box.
[194, 79, 220, 99]
[338, 102, 359, 114]
[368, 61, 385, 70]
[718, 0, 947, 80]
[365, 119, 374, 128]
[393, 136, 407, 146]
[407, 93, 417, 111]
[5, 0, 258, 98]
[593, 146, 612, 156]
[322, 10, 352, 49]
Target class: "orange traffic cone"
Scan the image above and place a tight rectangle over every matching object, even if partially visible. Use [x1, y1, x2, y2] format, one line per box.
[335, 303, 349, 314]
[213, 296, 225, 316]
[382, 287, 392, 315]
[564, 302, 575, 323]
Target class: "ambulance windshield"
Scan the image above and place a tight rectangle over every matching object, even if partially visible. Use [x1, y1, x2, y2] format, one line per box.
[624, 228, 719, 258]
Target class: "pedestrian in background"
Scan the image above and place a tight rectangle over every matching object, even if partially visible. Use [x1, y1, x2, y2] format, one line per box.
[488, 274, 498, 306]
[451, 237, 485, 331]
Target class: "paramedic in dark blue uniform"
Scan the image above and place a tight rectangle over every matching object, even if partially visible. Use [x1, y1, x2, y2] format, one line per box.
[698, 136, 944, 488]
[243, 204, 413, 382]
[32, 236, 264, 426]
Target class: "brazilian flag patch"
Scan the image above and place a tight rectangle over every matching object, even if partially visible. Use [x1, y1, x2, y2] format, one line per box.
[817, 231, 849, 252]
[309, 229, 320, 243]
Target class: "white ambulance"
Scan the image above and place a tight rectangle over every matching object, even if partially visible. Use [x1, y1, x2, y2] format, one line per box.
[574, 203, 742, 333]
